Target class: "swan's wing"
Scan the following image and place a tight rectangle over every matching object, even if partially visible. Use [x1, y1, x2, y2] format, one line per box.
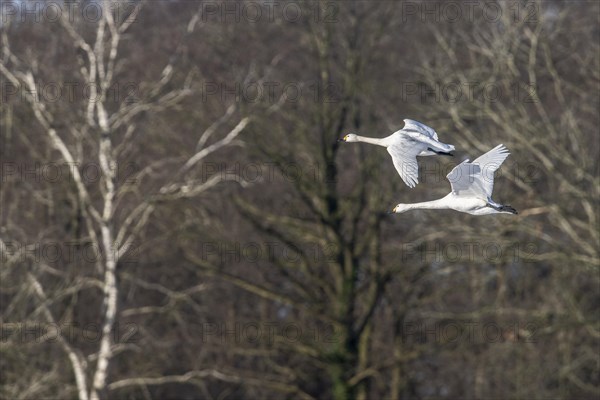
[401, 129, 455, 153]
[471, 144, 510, 197]
[402, 119, 439, 140]
[387, 137, 422, 188]
[398, 120, 455, 152]
[446, 161, 485, 197]
[472, 144, 510, 172]
[446, 145, 510, 197]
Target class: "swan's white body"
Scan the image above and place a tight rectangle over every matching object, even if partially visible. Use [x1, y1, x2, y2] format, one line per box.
[340, 119, 455, 188]
[391, 144, 517, 215]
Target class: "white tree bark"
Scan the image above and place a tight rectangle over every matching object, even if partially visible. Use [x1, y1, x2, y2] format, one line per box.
[27, 273, 90, 400]
[0, 2, 250, 398]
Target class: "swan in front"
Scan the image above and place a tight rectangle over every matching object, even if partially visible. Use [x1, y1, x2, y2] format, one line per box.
[390, 144, 517, 215]
[339, 119, 455, 188]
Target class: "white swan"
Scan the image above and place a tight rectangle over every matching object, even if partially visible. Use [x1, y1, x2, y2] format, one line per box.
[339, 119, 455, 188]
[391, 144, 517, 215]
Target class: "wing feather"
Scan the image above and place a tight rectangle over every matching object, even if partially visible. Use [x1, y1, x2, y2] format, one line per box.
[472, 144, 510, 173]
[399, 119, 455, 152]
[403, 119, 439, 140]
[387, 138, 422, 188]
[446, 144, 510, 197]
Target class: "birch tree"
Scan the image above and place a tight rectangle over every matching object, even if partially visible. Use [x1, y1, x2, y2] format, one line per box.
[1, 2, 250, 398]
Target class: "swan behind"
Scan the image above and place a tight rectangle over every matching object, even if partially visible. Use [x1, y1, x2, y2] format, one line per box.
[339, 119, 455, 188]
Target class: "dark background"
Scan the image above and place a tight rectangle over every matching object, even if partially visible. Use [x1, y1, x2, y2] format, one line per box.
[1, 1, 599, 399]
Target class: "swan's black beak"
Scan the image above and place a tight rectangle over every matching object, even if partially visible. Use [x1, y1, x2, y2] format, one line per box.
[387, 210, 394, 214]
[337, 138, 345, 142]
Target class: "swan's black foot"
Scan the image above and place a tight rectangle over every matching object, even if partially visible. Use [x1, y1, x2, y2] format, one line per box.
[499, 205, 518, 214]
[488, 203, 518, 214]
[428, 148, 454, 156]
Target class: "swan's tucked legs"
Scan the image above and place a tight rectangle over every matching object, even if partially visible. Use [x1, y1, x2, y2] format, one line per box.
[486, 202, 518, 214]
[427, 147, 454, 156]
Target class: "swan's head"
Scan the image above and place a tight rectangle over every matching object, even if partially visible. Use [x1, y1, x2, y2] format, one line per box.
[390, 204, 411, 214]
[339, 133, 359, 142]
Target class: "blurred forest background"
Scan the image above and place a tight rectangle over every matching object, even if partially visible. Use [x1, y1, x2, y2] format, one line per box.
[1, 0, 599, 399]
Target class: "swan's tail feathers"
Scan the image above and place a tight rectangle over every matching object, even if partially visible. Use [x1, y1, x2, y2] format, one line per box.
[499, 205, 518, 214]
[438, 143, 455, 152]
[438, 143, 455, 153]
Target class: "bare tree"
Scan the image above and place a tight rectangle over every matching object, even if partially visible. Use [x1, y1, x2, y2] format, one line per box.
[382, 1, 599, 398]
[1, 0, 597, 399]
[1, 2, 250, 398]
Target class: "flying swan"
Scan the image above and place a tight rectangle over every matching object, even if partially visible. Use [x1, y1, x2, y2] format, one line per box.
[339, 119, 455, 188]
[390, 144, 517, 215]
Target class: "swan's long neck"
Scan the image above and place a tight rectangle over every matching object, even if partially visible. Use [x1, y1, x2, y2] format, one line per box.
[355, 135, 388, 146]
[405, 198, 449, 211]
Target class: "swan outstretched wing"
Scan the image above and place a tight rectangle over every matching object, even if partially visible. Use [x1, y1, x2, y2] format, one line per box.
[472, 144, 510, 173]
[399, 119, 455, 153]
[446, 160, 483, 196]
[472, 144, 510, 196]
[387, 137, 422, 188]
[446, 144, 510, 197]
[402, 119, 439, 140]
